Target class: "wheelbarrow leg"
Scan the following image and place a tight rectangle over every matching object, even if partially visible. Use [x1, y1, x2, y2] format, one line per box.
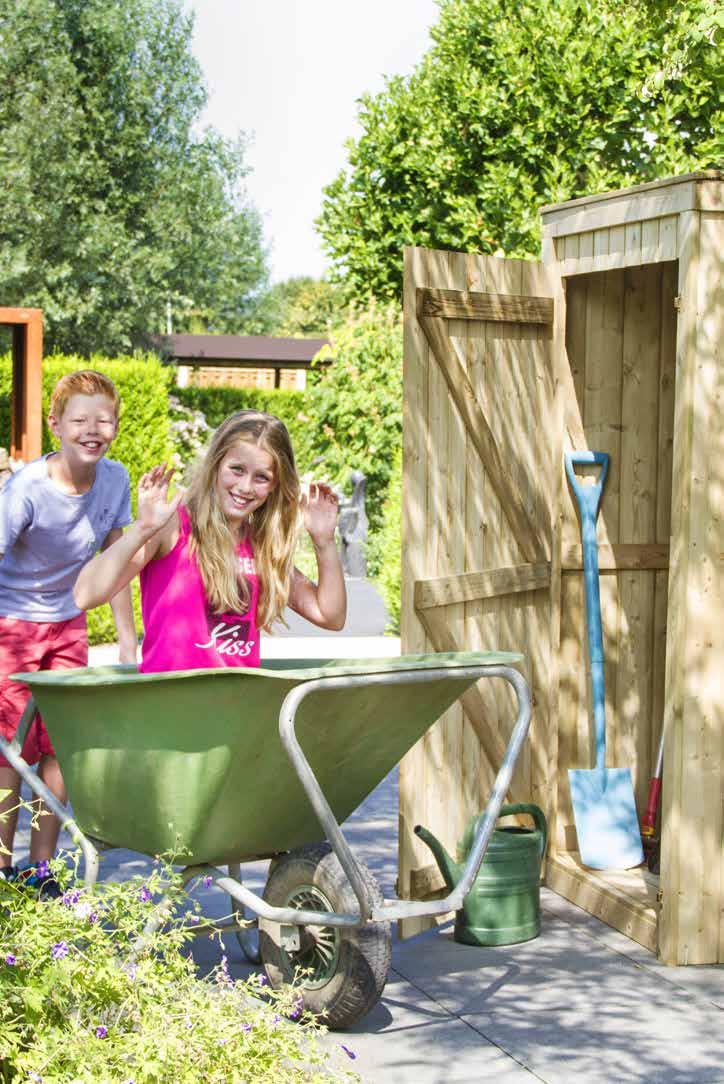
[0, 696, 100, 890]
[228, 861, 262, 963]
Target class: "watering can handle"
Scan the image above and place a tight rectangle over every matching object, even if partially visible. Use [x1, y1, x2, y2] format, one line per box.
[498, 803, 547, 861]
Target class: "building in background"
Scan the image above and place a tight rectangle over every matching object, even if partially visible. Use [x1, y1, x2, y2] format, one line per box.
[155, 334, 329, 391]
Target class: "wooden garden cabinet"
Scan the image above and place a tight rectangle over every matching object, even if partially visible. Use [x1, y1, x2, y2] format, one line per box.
[399, 171, 723, 964]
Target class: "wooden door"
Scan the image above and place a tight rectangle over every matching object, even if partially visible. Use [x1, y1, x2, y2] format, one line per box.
[399, 247, 563, 937]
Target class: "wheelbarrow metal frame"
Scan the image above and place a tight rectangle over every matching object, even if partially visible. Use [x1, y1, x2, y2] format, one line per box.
[0, 662, 531, 930]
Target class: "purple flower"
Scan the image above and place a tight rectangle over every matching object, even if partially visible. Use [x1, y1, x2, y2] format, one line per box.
[62, 889, 81, 907]
[241, 1022, 253, 1033]
[138, 885, 151, 903]
[35, 860, 51, 880]
[289, 996, 304, 1021]
[95, 1025, 108, 1039]
[272, 1014, 281, 1026]
[5, 954, 16, 966]
[126, 964, 137, 981]
[51, 941, 69, 960]
[340, 1044, 357, 1060]
[187, 913, 199, 924]
[203, 875, 213, 888]
[257, 973, 267, 986]
[217, 954, 232, 986]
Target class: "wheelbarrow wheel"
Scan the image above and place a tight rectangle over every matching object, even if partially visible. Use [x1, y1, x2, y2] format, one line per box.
[259, 842, 391, 1030]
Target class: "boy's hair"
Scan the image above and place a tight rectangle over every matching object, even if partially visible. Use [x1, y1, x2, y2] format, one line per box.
[49, 370, 121, 420]
[185, 411, 300, 630]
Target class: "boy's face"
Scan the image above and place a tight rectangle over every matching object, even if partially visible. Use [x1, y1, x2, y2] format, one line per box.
[48, 393, 119, 468]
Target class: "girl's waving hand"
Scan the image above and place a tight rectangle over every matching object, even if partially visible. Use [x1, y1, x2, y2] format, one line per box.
[302, 482, 339, 547]
[74, 464, 182, 612]
[137, 464, 183, 535]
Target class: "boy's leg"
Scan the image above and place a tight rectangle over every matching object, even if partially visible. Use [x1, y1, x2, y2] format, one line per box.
[29, 614, 88, 863]
[29, 755, 67, 863]
[0, 766, 21, 870]
[0, 616, 47, 869]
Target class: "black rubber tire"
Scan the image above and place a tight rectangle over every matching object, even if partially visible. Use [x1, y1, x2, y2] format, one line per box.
[259, 843, 391, 1030]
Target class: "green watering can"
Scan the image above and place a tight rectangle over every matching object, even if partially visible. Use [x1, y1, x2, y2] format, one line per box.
[416, 803, 547, 947]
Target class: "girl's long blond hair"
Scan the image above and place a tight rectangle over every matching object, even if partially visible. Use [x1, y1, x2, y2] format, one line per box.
[185, 411, 300, 630]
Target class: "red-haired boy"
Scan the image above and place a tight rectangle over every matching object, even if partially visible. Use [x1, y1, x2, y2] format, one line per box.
[0, 370, 136, 893]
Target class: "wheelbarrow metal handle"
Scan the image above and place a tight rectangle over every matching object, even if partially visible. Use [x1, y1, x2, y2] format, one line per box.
[276, 663, 532, 926]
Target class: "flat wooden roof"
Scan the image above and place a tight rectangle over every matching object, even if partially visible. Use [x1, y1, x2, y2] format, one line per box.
[540, 170, 723, 217]
[155, 333, 330, 368]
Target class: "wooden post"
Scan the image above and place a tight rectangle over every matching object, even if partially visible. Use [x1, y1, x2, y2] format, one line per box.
[0, 307, 43, 461]
[659, 208, 724, 965]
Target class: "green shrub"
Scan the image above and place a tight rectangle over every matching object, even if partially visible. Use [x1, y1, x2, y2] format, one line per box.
[173, 386, 306, 443]
[370, 447, 401, 633]
[0, 353, 172, 645]
[0, 845, 356, 1083]
[296, 303, 402, 576]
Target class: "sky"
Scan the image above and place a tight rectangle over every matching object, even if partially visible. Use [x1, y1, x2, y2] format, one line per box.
[190, 1, 440, 283]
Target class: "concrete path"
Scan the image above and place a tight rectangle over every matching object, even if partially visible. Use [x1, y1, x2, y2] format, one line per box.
[12, 589, 724, 1083]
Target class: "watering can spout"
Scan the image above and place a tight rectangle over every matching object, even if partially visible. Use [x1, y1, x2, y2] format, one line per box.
[414, 824, 461, 890]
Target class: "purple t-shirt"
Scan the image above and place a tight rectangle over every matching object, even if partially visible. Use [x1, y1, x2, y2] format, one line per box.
[0, 455, 132, 622]
[139, 505, 261, 673]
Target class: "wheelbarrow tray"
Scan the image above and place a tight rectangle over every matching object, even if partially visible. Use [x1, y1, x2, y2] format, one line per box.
[12, 651, 520, 866]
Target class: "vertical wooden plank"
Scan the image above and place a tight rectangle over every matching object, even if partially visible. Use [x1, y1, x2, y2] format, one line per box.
[641, 218, 659, 264]
[650, 261, 677, 806]
[399, 246, 431, 935]
[483, 256, 528, 799]
[609, 224, 626, 267]
[554, 271, 589, 854]
[578, 232, 594, 275]
[593, 228, 610, 261]
[565, 277, 587, 410]
[462, 254, 495, 819]
[521, 259, 555, 828]
[624, 222, 642, 267]
[616, 266, 661, 806]
[564, 234, 580, 262]
[659, 217, 678, 261]
[583, 270, 624, 775]
[661, 209, 724, 964]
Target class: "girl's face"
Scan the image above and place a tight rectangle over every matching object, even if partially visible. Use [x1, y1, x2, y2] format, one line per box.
[216, 440, 276, 534]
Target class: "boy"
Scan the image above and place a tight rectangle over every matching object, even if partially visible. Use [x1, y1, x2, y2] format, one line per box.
[0, 370, 136, 893]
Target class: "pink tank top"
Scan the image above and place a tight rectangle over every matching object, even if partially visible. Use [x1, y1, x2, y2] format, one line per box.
[139, 505, 261, 673]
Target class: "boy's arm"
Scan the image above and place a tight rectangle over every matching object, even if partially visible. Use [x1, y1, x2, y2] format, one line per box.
[101, 528, 138, 664]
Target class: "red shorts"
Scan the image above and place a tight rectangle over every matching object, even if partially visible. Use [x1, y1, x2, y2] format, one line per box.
[0, 614, 88, 768]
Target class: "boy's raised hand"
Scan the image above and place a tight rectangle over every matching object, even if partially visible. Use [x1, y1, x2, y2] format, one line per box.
[302, 482, 339, 547]
[137, 465, 182, 535]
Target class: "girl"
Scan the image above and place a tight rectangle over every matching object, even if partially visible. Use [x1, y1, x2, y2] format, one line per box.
[74, 411, 346, 671]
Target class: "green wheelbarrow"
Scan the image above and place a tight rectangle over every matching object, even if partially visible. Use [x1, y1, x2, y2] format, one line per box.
[2, 651, 531, 1029]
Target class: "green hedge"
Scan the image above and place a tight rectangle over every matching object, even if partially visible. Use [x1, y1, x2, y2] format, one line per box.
[371, 446, 401, 633]
[173, 386, 306, 446]
[0, 353, 173, 644]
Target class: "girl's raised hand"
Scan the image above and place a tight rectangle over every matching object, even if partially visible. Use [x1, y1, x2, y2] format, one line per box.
[302, 482, 340, 547]
[136, 465, 182, 535]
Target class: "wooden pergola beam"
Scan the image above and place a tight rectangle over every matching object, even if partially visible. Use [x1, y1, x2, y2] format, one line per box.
[0, 307, 43, 462]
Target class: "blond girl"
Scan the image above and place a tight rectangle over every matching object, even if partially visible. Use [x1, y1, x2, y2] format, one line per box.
[74, 411, 346, 671]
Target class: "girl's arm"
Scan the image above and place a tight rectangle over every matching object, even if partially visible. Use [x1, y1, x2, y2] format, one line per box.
[288, 483, 347, 631]
[74, 466, 181, 611]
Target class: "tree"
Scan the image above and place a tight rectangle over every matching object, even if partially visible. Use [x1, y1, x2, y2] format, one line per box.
[243, 277, 351, 337]
[317, 0, 721, 303]
[0, 0, 268, 353]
